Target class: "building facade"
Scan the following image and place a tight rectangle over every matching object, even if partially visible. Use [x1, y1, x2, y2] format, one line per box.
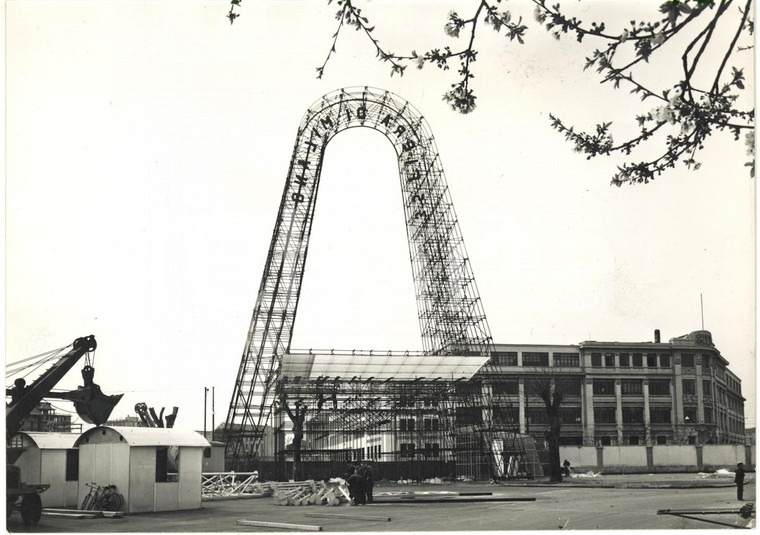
[19, 401, 81, 434]
[485, 330, 746, 446]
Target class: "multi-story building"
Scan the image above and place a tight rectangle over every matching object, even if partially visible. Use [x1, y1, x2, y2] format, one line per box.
[104, 414, 142, 427]
[18, 401, 81, 433]
[257, 329, 746, 479]
[486, 329, 746, 446]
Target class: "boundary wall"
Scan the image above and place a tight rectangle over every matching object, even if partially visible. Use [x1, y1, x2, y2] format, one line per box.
[560, 444, 755, 473]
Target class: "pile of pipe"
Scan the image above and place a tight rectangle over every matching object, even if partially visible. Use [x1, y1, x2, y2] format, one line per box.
[272, 480, 347, 506]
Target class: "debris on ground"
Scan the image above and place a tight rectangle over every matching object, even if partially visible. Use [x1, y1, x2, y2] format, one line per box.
[202, 472, 272, 499]
[696, 470, 734, 479]
[571, 471, 602, 479]
[272, 480, 346, 506]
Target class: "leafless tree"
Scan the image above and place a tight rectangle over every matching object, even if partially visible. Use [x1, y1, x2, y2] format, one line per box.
[524, 374, 580, 482]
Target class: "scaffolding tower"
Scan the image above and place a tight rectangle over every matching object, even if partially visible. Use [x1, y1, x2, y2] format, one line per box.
[224, 87, 535, 477]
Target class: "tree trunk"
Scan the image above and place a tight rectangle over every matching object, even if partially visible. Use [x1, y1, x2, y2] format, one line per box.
[292, 426, 303, 481]
[547, 410, 563, 482]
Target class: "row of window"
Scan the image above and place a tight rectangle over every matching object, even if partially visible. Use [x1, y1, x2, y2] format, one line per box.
[492, 377, 582, 396]
[591, 352, 671, 368]
[365, 444, 381, 459]
[491, 378, 733, 404]
[593, 406, 671, 424]
[681, 353, 717, 370]
[490, 351, 732, 378]
[399, 442, 440, 457]
[593, 378, 670, 396]
[725, 375, 741, 392]
[492, 404, 740, 429]
[596, 435, 672, 446]
[490, 351, 580, 367]
[496, 406, 681, 426]
[399, 418, 440, 431]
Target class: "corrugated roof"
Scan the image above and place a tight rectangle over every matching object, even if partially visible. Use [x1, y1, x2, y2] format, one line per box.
[18, 432, 79, 449]
[74, 426, 211, 447]
[282, 353, 488, 381]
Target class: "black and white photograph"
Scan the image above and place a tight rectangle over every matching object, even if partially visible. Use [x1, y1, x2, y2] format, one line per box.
[5, 0, 756, 530]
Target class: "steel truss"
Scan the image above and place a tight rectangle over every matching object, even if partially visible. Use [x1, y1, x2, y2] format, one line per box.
[224, 87, 522, 476]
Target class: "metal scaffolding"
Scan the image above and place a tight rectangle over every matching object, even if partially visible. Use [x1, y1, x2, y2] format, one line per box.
[224, 87, 531, 477]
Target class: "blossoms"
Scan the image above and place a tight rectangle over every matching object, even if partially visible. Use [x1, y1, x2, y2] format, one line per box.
[444, 10, 462, 38]
[745, 131, 755, 157]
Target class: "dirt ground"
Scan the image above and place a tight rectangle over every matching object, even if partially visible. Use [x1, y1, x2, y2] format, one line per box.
[7, 475, 755, 532]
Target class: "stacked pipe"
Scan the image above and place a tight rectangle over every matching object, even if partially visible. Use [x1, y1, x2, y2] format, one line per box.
[272, 481, 345, 506]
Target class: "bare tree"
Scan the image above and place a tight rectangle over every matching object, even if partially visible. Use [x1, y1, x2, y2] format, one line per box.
[278, 393, 309, 481]
[524, 374, 580, 482]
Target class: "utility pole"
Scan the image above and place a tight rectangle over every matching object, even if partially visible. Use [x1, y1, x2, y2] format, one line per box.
[700, 293, 705, 330]
[212, 386, 216, 441]
[204, 387, 209, 439]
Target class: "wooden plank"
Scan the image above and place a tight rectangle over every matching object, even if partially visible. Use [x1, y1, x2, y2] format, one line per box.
[372, 495, 535, 504]
[305, 512, 391, 522]
[42, 508, 100, 514]
[237, 519, 322, 531]
[658, 508, 744, 515]
[41, 512, 94, 519]
[42, 508, 125, 518]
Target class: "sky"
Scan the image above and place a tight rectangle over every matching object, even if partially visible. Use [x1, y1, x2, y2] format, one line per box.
[5, 0, 756, 433]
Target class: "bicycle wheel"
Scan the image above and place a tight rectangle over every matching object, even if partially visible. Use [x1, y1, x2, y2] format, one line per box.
[100, 492, 122, 512]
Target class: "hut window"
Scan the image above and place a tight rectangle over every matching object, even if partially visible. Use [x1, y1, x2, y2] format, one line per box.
[65, 449, 79, 481]
[156, 446, 180, 482]
[203, 447, 211, 459]
[156, 447, 169, 482]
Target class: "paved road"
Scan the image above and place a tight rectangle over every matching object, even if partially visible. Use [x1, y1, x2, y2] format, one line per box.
[7, 481, 754, 532]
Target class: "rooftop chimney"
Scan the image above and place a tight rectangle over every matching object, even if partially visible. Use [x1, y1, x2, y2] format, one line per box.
[654, 329, 661, 343]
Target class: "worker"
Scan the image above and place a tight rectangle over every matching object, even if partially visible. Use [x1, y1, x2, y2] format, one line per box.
[735, 462, 746, 501]
[562, 459, 571, 478]
[357, 462, 374, 503]
[347, 472, 366, 506]
[344, 463, 356, 479]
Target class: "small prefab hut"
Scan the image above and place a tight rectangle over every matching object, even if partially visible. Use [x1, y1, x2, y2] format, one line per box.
[10, 432, 80, 508]
[74, 426, 210, 513]
[202, 440, 226, 473]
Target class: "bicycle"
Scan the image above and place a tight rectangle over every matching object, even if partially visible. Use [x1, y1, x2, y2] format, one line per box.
[80, 482, 123, 511]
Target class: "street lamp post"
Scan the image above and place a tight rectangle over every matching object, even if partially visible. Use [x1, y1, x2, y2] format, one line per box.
[204, 387, 209, 439]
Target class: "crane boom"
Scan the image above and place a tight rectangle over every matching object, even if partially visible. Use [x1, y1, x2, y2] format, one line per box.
[5, 335, 121, 437]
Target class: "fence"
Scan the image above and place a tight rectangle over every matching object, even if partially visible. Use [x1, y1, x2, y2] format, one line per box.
[560, 444, 755, 474]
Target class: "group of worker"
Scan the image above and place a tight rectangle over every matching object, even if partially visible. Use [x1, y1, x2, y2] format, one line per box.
[345, 462, 375, 506]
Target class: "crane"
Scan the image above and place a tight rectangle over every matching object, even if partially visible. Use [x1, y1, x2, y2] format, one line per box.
[6, 335, 122, 525]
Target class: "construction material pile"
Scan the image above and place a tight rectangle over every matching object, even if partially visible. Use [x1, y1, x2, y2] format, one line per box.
[272, 480, 349, 506]
[202, 472, 273, 500]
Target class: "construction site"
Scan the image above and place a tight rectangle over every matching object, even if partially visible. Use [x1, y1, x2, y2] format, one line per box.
[220, 87, 542, 482]
[6, 88, 544, 527]
[6, 87, 754, 531]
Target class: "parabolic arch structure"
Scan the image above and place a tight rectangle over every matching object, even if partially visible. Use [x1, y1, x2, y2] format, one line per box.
[224, 87, 502, 472]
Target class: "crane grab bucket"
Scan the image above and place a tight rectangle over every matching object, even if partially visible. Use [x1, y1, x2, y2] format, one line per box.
[73, 386, 123, 425]
[48, 365, 124, 425]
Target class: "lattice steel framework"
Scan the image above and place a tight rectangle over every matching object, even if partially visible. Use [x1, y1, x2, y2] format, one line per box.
[225, 87, 498, 471]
